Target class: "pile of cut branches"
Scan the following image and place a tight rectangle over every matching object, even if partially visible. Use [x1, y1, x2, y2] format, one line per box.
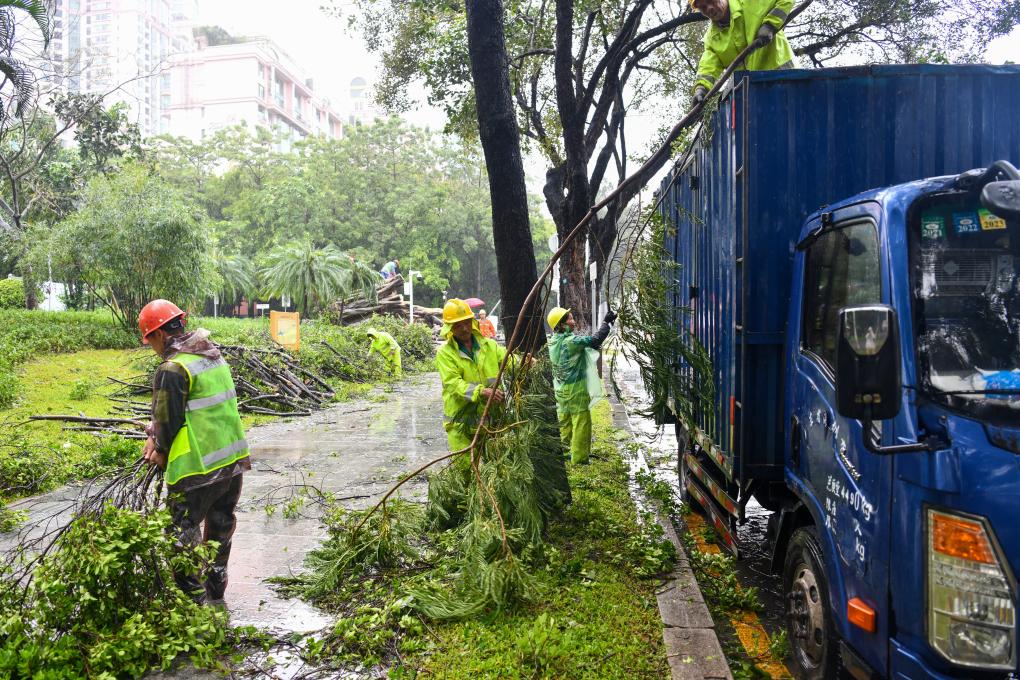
[28, 341, 337, 437]
[328, 275, 443, 327]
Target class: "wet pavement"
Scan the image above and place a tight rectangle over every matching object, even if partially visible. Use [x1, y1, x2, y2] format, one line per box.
[3, 373, 447, 679]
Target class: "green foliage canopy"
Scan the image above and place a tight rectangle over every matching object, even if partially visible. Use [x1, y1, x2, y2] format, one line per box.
[38, 164, 216, 328]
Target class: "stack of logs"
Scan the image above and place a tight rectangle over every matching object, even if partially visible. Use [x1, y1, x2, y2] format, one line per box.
[30, 344, 336, 438]
[329, 275, 444, 326]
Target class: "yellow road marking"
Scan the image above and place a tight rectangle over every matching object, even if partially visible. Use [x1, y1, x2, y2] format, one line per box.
[685, 512, 791, 679]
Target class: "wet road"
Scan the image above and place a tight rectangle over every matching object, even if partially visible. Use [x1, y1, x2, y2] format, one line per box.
[3, 373, 447, 678]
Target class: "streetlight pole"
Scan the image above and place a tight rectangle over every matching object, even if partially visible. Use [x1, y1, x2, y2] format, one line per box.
[408, 270, 421, 324]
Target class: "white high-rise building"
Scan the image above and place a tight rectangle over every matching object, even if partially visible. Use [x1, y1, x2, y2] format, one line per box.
[47, 0, 192, 137]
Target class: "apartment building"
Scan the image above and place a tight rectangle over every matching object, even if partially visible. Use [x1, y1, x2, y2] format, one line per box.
[164, 36, 343, 145]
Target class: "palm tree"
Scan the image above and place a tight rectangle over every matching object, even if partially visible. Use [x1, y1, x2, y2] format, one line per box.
[260, 241, 376, 317]
[216, 254, 258, 313]
[0, 1, 50, 122]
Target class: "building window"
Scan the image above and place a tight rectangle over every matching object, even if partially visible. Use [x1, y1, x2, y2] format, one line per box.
[160, 94, 170, 108]
[258, 83, 265, 99]
[160, 72, 171, 90]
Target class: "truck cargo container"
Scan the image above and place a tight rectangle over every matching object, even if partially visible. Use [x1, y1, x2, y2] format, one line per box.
[658, 64, 1020, 679]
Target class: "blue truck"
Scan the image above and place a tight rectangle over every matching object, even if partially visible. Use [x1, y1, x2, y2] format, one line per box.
[658, 64, 1020, 679]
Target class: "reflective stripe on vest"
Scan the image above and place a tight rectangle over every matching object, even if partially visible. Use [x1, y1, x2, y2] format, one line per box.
[166, 352, 249, 485]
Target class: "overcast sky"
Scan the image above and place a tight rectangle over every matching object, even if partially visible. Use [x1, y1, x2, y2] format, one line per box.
[197, 0, 1020, 195]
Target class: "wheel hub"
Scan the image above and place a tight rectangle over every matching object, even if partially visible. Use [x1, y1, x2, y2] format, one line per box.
[787, 563, 826, 666]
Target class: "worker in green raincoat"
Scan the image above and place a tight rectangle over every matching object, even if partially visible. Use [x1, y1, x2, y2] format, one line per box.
[690, 0, 795, 106]
[366, 328, 402, 377]
[546, 307, 617, 464]
[435, 298, 509, 453]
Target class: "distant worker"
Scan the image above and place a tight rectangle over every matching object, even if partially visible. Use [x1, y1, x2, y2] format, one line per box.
[690, 0, 795, 106]
[380, 258, 401, 281]
[366, 327, 402, 377]
[547, 307, 617, 465]
[436, 298, 509, 452]
[478, 309, 497, 339]
[138, 299, 250, 605]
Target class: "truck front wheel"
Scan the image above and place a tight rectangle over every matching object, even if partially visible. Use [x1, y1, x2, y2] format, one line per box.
[784, 527, 839, 680]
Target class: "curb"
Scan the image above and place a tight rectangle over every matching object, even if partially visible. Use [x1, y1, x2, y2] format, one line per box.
[607, 392, 733, 680]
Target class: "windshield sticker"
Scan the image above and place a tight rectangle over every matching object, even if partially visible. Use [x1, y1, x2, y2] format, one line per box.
[921, 213, 946, 240]
[979, 208, 1007, 231]
[953, 211, 981, 234]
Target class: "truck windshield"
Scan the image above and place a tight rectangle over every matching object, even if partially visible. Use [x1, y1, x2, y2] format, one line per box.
[910, 194, 1020, 414]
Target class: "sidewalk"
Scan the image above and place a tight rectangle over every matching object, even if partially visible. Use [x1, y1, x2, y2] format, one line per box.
[609, 363, 733, 680]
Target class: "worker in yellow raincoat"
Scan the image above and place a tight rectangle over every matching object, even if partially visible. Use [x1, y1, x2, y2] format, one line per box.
[435, 298, 508, 452]
[366, 328, 402, 377]
[547, 307, 616, 464]
[690, 0, 795, 106]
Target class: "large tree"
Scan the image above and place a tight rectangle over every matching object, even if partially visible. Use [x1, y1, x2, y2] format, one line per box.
[465, 0, 546, 348]
[335, 0, 1020, 328]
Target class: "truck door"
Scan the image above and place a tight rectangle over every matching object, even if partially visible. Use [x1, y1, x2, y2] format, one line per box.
[788, 205, 893, 676]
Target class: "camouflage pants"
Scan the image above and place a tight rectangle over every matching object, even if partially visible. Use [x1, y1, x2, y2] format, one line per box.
[168, 474, 243, 602]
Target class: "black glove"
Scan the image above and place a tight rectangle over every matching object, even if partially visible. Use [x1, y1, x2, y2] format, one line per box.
[604, 309, 618, 324]
[692, 85, 708, 106]
[755, 24, 776, 46]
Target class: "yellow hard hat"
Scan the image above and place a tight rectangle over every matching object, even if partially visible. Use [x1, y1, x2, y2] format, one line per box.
[547, 306, 570, 330]
[443, 298, 475, 325]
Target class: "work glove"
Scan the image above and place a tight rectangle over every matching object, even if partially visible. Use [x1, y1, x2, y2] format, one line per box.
[604, 309, 618, 324]
[692, 85, 708, 106]
[755, 23, 776, 46]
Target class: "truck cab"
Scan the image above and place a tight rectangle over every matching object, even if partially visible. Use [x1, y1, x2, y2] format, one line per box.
[782, 164, 1020, 679]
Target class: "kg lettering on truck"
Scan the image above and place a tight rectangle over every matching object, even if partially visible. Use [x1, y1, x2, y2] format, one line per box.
[657, 64, 1020, 679]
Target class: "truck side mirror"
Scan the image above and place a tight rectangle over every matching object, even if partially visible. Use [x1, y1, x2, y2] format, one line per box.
[981, 180, 1020, 220]
[835, 305, 902, 421]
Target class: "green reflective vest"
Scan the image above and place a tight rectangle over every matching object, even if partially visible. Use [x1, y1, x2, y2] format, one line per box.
[167, 352, 250, 486]
[369, 332, 402, 376]
[435, 333, 507, 452]
[694, 0, 795, 92]
[548, 330, 605, 415]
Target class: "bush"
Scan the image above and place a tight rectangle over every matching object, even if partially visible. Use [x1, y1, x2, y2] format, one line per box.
[0, 278, 25, 310]
[0, 505, 230, 677]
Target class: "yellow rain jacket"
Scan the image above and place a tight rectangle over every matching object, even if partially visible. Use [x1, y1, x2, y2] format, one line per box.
[694, 0, 795, 92]
[368, 330, 402, 376]
[435, 323, 508, 452]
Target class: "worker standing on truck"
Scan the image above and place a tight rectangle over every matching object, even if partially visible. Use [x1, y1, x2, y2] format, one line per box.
[138, 299, 250, 605]
[690, 0, 795, 106]
[546, 307, 616, 465]
[435, 298, 510, 453]
[366, 328, 402, 377]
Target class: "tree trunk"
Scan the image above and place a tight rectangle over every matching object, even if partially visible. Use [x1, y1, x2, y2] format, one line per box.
[464, 0, 546, 352]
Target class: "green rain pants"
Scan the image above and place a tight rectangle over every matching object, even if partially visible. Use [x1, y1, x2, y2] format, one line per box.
[558, 409, 592, 464]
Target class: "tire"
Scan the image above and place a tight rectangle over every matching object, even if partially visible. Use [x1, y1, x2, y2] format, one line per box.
[784, 527, 840, 680]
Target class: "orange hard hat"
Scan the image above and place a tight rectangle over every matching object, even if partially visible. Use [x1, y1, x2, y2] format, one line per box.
[138, 299, 186, 344]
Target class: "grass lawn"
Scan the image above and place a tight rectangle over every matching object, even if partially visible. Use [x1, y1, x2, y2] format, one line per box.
[409, 401, 671, 679]
[4, 348, 150, 448]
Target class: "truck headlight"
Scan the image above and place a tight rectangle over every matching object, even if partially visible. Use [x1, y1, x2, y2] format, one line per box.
[928, 508, 1016, 669]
